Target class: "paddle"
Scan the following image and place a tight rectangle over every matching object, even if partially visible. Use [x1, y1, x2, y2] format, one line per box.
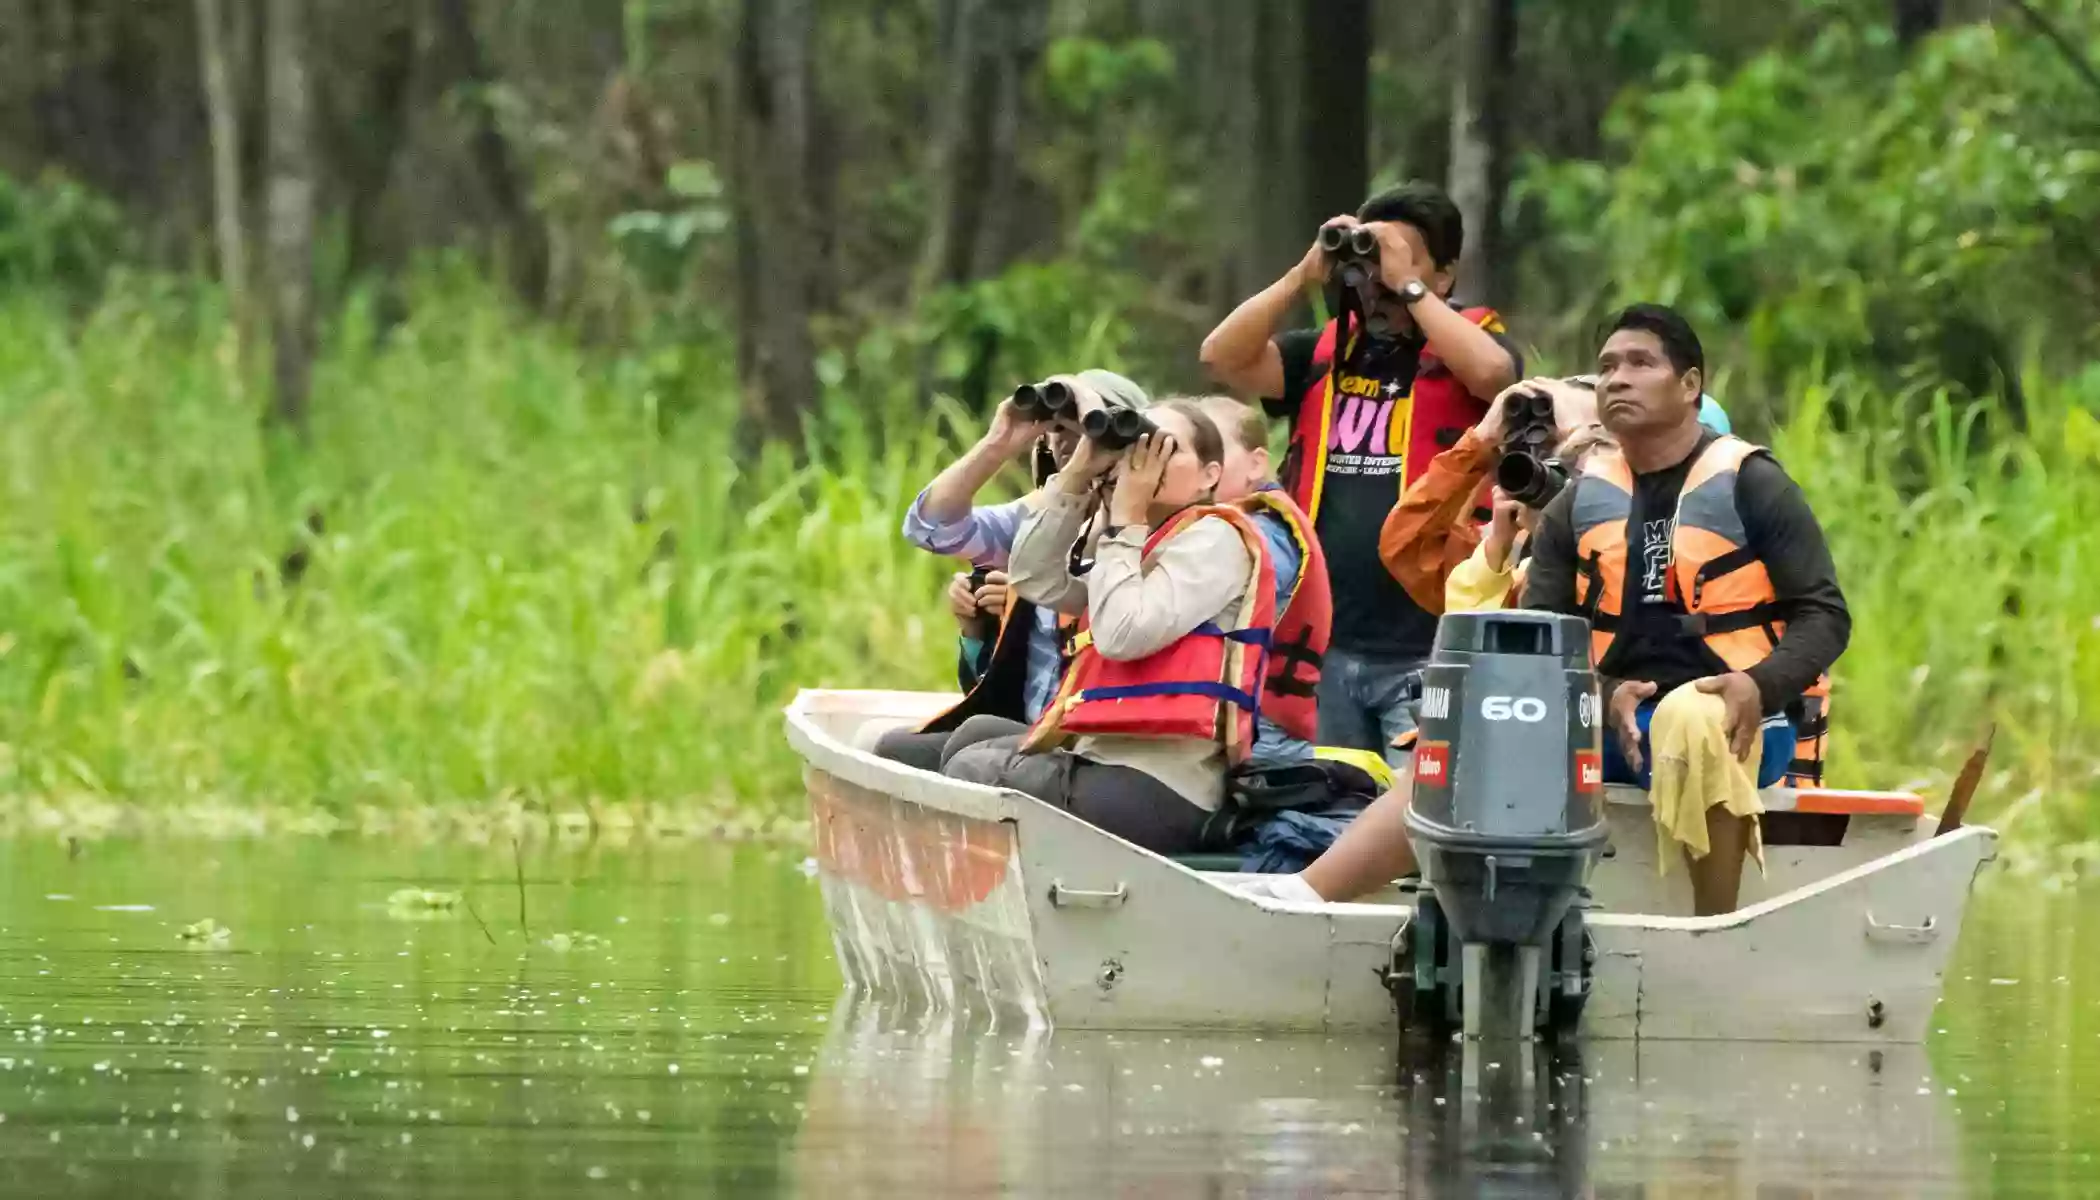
[1934, 723, 1996, 837]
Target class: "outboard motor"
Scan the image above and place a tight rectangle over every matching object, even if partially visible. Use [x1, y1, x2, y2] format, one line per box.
[1394, 609, 1608, 1041]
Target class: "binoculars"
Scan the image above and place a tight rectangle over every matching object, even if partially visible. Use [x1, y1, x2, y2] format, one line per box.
[1318, 223, 1382, 289]
[1012, 376, 1155, 451]
[1494, 389, 1570, 508]
[1012, 379, 1077, 422]
[1081, 403, 1155, 452]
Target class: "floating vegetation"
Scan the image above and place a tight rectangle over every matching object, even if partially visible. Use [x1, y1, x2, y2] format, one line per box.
[386, 888, 463, 918]
[0, 795, 812, 848]
[177, 918, 231, 948]
[541, 931, 610, 954]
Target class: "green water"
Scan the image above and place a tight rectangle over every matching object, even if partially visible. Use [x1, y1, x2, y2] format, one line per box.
[0, 838, 2095, 1197]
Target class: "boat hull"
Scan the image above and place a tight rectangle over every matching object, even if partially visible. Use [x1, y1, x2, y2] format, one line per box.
[788, 688, 1997, 1043]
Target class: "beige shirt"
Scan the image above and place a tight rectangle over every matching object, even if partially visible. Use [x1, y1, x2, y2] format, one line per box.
[1008, 490, 1253, 810]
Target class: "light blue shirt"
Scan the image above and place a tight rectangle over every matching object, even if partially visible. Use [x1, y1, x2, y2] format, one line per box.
[1698, 394, 1732, 434]
[1248, 492, 1315, 766]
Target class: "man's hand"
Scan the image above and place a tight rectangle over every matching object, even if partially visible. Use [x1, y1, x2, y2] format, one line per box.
[981, 398, 1053, 459]
[1695, 672, 1763, 763]
[1108, 431, 1176, 527]
[1483, 488, 1523, 572]
[1371, 221, 1429, 293]
[1609, 679, 1659, 776]
[972, 569, 1011, 618]
[1292, 216, 1356, 287]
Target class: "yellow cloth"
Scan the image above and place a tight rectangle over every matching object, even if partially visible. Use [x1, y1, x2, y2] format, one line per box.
[1444, 539, 1517, 612]
[1316, 745, 1396, 792]
[1646, 687, 1765, 874]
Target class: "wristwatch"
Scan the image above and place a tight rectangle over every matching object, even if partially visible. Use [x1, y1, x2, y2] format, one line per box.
[1398, 279, 1430, 307]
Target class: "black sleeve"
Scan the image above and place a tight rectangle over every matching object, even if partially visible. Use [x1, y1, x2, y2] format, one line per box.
[1736, 453, 1851, 713]
[1487, 328, 1525, 392]
[1263, 328, 1323, 419]
[1518, 486, 1581, 614]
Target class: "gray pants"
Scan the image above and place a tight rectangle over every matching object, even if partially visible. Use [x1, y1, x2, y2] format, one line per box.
[1314, 646, 1425, 768]
[944, 736, 1208, 857]
[872, 715, 1030, 774]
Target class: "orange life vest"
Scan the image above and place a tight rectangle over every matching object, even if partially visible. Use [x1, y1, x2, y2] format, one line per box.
[1279, 310, 1503, 524]
[1024, 506, 1277, 763]
[1569, 435, 1830, 783]
[1233, 487, 1331, 742]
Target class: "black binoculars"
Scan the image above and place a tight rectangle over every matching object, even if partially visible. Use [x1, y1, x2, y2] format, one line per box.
[1012, 379, 1077, 422]
[1318, 223, 1382, 289]
[1082, 403, 1155, 452]
[1495, 390, 1569, 508]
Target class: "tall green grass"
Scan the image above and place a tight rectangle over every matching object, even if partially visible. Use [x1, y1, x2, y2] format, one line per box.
[1773, 372, 2100, 839]
[0, 273, 974, 819]
[0, 275, 2093, 838]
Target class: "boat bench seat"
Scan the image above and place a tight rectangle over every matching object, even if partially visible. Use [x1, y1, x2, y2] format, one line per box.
[1171, 853, 1251, 873]
[1606, 784, 1927, 847]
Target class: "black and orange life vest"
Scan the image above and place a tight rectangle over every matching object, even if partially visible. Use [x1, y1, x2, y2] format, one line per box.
[1279, 311, 1503, 524]
[1233, 487, 1330, 743]
[919, 595, 1082, 734]
[1569, 435, 1830, 784]
[1024, 506, 1277, 764]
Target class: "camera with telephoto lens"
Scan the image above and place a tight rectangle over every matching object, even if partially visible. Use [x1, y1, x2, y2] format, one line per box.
[1495, 389, 1570, 508]
[1011, 379, 1077, 423]
[1318, 223, 1382, 290]
[1081, 400, 1156, 452]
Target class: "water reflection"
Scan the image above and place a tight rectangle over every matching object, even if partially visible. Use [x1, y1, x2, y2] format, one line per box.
[2, 839, 2096, 1196]
[795, 992, 1967, 1196]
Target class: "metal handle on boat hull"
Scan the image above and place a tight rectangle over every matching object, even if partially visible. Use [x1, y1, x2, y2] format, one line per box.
[1864, 912, 1938, 944]
[1050, 881, 1128, 909]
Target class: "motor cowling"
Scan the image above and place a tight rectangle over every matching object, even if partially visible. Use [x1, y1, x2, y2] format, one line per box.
[1403, 610, 1607, 950]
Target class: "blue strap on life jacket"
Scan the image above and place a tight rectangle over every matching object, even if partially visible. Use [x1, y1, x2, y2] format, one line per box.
[1076, 620, 1275, 739]
[1077, 681, 1263, 710]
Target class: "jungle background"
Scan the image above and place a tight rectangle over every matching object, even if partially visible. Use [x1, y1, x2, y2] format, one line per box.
[0, 0, 2093, 848]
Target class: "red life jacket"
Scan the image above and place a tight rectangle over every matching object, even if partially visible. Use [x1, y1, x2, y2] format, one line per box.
[1233, 487, 1330, 742]
[1024, 506, 1277, 764]
[1280, 311, 1503, 524]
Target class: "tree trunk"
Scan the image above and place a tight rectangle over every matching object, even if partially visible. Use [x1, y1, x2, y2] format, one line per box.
[1448, 0, 1516, 304]
[195, 0, 247, 338]
[1299, 0, 1369, 233]
[1225, 0, 1307, 318]
[914, 0, 1043, 296]
[730, 0, 821, 441]
[431, 0, 549, 305]
[1893, 0, 1946, 45]
[265, 0, 317, 436]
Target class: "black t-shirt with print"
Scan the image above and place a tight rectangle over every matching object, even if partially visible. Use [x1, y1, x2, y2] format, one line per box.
[1263, 326, 1522, 658]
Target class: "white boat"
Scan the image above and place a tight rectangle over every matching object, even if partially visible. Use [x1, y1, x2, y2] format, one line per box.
[786, 687, 1997, 1044]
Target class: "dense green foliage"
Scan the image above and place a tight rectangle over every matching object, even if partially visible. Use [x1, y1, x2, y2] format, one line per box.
[1519, 14, 2100, 415]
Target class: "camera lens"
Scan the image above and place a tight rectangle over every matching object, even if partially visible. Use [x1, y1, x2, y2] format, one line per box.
[1496, 452, 1571, 509]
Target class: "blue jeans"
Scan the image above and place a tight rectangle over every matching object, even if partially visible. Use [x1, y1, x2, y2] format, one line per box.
[1315, 647, 1424, 769]
[1602, 700, 1796, 791]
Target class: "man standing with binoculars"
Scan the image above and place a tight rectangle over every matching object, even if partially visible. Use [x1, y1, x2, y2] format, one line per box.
[1200, 181, 1521, 764]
